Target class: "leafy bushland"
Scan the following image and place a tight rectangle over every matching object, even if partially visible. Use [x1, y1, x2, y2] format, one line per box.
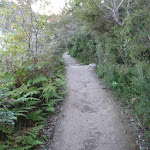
[68, 34, 97, 64]
[61, 0, 150, 148]
[0, 53, 65, 150]
[0, 0, 66, 149]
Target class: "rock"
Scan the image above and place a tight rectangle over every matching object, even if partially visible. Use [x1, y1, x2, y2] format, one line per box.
[88, 63, 96, 67]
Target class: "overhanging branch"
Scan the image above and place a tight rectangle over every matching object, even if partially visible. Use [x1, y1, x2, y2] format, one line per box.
[122, 0, 130, 23]
[117, 0, 125, 10]
[91, 0, 122, 26]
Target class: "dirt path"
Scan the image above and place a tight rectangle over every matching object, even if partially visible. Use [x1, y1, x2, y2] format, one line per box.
[49, 53, 137, 150]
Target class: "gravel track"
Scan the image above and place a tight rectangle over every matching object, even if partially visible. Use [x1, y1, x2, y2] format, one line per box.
[49, 53, 137, 150]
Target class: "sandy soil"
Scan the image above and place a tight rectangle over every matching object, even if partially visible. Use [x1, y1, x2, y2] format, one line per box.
[49, 53, 138, 150]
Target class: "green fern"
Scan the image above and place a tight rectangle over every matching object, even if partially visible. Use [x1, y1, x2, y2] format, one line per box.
[23, 137, 43, 149]
[0, 144, 9, 150]
[22, 125, 44, 148]
[12, 106, 36, 117]
[42, 99, 55, 112]
[41, 91, 52, 101]
[13, 106, 36, 112]
[40, 82, 57, 93]
[4, 125, 44, 150]
[28, 125, 44, 136]
[16, 97, 40, 103]
[26, 110, 45, 121]
[54, 78, 65, 87]
[39, 82, 57, 101]
[9, 148, 25, 150]
[6, 84, 29, 98]
[44, 106, 55, 112]
[23, 87, 40, 97]
[31, 74, 48, 85]
[25, 100, 41, 107]
[0, 57, 65, 149]
[0, 125, 14, 134]
[55, 73, 65, 80]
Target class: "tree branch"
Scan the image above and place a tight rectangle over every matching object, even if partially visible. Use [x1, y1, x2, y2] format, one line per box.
[103, 3, 113, 11]
[117, 0, 124, 10]
[122, 0, 130, 23]
[91, 0, 122, 26]
[21, 17, 29, 38]
[91, 0, 107, 16]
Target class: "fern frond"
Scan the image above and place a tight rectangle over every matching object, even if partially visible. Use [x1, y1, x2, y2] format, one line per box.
[9, 148, 25, 150]
[41, 91, 52, 101]
[23, 106, 37, 110]
[16, 97, 40, 103]
[40, 83, 57, 93]
[12, 106, 36, 112]
[6, 84, 29, 98]
[42, 99, 55, 112]
[26, 110, 45, 121]
[31, 139, 43, 146]
[42, 99, 55, 106]
[32, 74, 48, 85]
[25, 101, 41, 107]
[39, 83, 57, 101]
[14, 112, 26, 117]
[55, 73, 65, 80]
[44, 106, 55, 112]
[23, 87, 40, 98]
[0, 145, 9, 150]
[21, 125, 44, 149]
[54, 78, 65, 87]
[23, 136, 43, 148]
[28, 125, 44, 136]
[12, 106, 37, 117]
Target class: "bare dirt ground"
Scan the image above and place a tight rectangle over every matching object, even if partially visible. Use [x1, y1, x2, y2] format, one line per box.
[49, 53, 138, 150]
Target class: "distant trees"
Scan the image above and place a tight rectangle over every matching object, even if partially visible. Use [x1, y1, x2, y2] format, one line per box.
[0, 0, 51, 72]
[18, 0, 40, 53]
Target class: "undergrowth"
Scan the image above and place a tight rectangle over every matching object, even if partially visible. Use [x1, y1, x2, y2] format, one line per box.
[68, 34, 97, 65]
[0, 52, 66, 150]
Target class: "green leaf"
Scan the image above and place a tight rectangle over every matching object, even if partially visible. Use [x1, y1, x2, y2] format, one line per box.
[54, 78, 65, 87]
[32, 74, 48, 85]
[23, 87, 40, 97]
[44, 106, 55, 112]
[40, 83, 57, 93]
[26, 110, 45, 121]
[0, 145, 9, 150]
[16, 97, 40, 103]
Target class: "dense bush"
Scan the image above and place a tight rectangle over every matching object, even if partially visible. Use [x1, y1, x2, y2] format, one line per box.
[68, 34, 97, 64]
[0, 52, 65, 149]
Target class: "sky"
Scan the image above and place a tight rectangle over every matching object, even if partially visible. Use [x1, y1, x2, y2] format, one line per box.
[8, 0, 67, 15]
[32, 0, 67, 15]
